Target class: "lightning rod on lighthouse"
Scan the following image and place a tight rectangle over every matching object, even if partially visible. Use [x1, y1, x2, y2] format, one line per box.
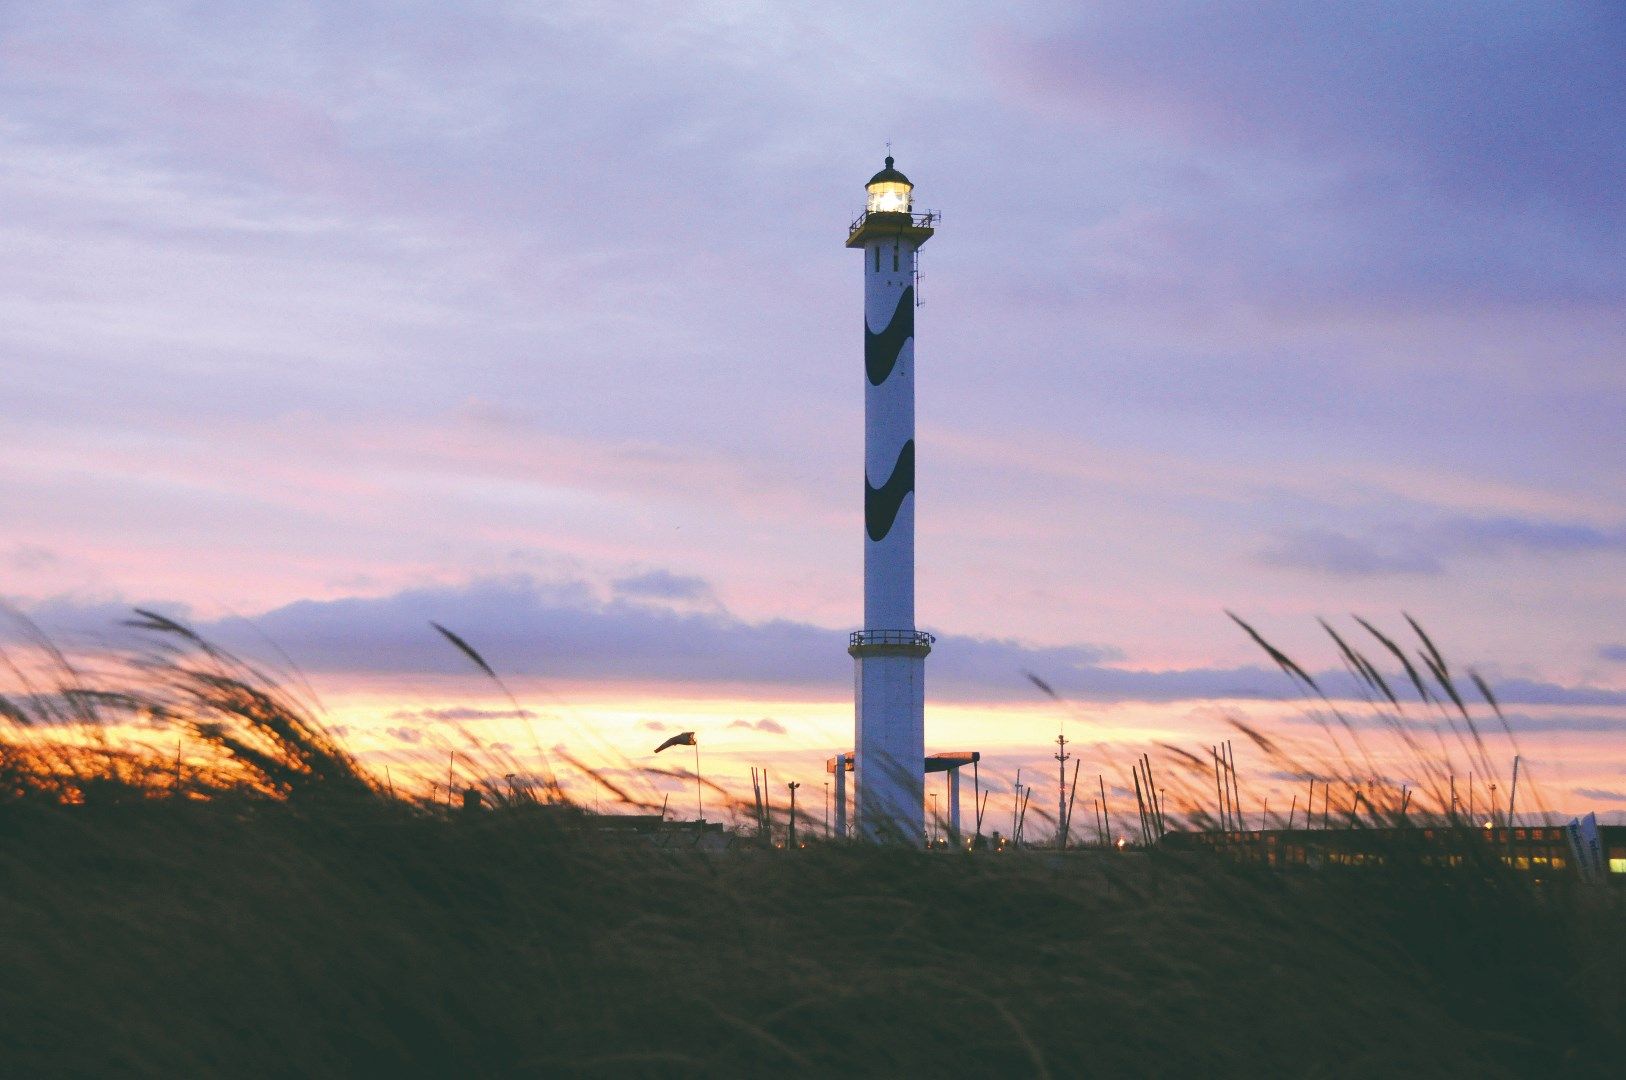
[846, 157, 937, 843]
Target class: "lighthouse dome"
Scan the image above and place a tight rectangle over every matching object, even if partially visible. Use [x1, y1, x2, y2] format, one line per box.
[866, 156, 911, 188]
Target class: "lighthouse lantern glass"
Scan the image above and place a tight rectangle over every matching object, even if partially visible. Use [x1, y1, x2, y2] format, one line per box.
[867, 180, 911, 215]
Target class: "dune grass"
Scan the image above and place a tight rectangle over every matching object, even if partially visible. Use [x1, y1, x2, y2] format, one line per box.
[1, 610, 1622, 1077]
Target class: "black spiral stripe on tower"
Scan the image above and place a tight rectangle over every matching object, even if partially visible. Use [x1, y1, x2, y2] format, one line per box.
[865, 287, 914, 386]
[865, 439, 915, 542]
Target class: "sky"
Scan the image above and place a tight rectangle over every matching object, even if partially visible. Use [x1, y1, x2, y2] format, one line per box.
[3, 2, 1623, 825]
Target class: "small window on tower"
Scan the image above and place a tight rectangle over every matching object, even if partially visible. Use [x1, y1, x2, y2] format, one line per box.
[892, 247, 899, 272]
[874, 246, 880, 272]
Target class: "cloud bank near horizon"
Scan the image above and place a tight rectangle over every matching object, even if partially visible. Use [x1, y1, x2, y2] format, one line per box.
[11, 576, 1625, 711]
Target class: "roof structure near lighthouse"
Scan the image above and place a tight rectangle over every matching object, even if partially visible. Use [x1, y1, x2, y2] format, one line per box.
[866, 156, 911, 188]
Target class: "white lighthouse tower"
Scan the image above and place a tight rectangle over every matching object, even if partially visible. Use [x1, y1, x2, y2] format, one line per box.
[846, 157, 937, 843]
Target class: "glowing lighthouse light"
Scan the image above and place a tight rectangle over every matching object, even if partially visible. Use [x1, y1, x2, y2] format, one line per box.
[865, 157, 913, 214]
[845, 156, 937, 843]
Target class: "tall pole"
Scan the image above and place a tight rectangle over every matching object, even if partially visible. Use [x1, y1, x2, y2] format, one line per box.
[787, 782, 800, 847]
[1507, 756, 1520, 827]
[1055, 731, 1070, 849]
[847, 156, 936, 844]
[693, 741, 703, 823]
[1012, 768, 1022, 839]
[833, 755, 848, 839]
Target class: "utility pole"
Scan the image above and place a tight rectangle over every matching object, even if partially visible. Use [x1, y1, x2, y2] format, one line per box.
[1012, 768, 1022, 839]
[1055, 730, 1071, 849]
[1507, 756, 1521, 827]
[787, 782, 800, 848]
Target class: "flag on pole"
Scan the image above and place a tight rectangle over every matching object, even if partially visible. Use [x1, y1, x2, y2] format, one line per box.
[653, 731, 697, 754]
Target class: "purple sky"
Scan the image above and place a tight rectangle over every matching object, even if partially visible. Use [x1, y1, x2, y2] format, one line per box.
[3, 3, 1623, 810]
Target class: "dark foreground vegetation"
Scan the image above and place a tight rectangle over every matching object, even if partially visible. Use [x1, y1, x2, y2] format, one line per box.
[3, 799, 1622, 1077]
[2, 610, 1622, 1076]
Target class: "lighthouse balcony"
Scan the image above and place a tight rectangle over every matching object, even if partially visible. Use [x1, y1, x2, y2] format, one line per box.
[848, 629, 934, 657]
[851, 629, 934, 647]
[846, 209, 938, 248]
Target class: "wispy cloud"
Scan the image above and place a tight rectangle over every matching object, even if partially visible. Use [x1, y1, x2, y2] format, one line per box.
[729, 718, 787, 735]
[4, 545, 59, 572]
[993, 4, 1625, 231]
[1257, 530, 1441, 577]
[1436, 517, 1626, 557]
[612, 569, 715, 604]
[1259, 515, 1626, 577]
[387, 706, 538, 723]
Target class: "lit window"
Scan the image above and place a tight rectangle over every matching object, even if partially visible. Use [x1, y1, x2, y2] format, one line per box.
[1611, 858, 1626, 874]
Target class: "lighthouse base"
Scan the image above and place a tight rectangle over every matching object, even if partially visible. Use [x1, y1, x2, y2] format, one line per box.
[850, 633, 930, 844]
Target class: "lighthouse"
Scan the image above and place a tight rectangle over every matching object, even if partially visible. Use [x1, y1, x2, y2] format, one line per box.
[846, 157, 936, 843]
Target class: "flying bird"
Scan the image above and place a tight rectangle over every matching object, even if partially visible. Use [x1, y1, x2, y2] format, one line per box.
[653, 731, 697, 754]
